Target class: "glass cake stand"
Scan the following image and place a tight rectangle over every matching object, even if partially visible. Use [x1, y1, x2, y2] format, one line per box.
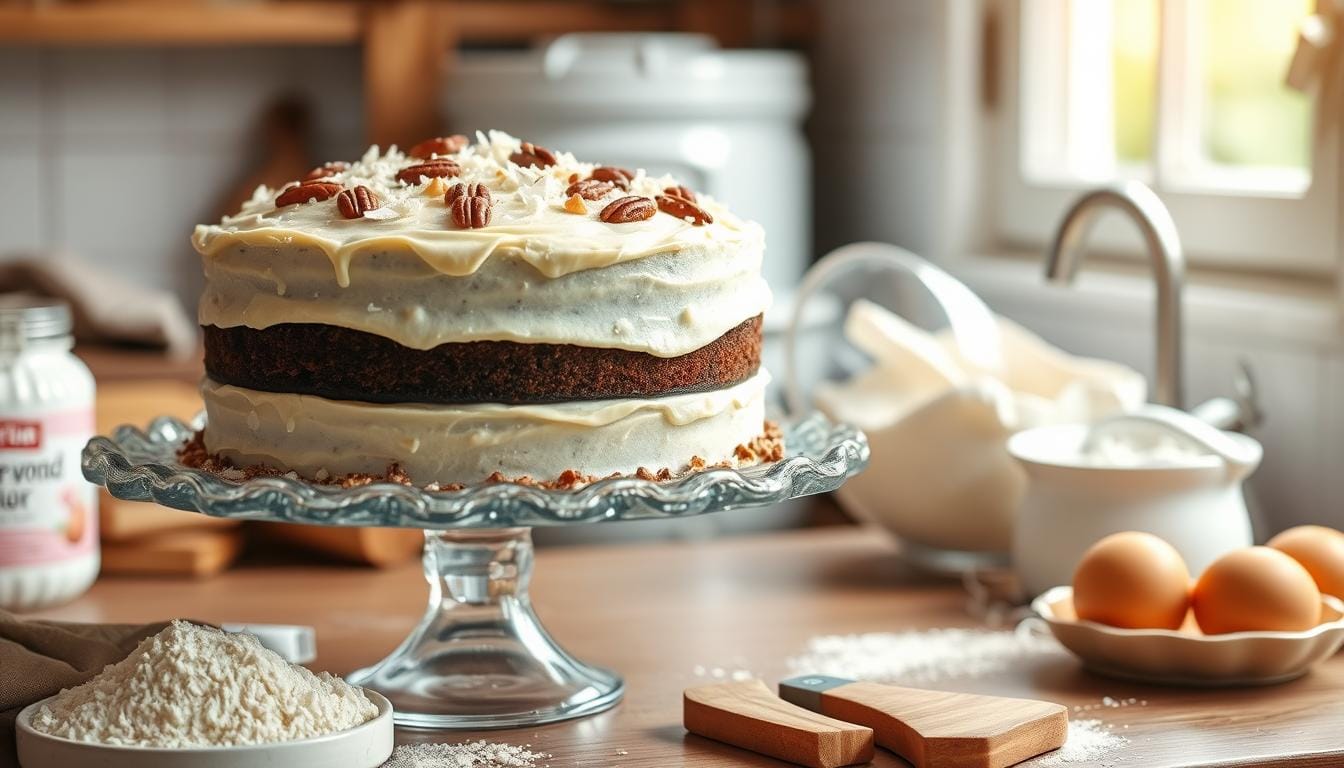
[82, 412, 868, 730]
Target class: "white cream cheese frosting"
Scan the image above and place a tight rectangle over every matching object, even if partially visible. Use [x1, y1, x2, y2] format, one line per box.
[200, 369, 770, 484]
[199, 238, 769, 357]
[192, 131, 769, 354]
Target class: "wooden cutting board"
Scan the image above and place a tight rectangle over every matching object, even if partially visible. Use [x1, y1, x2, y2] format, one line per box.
[780, 676, 1068, 768]
[99, 496, 238, 542]
[96, 380, 237, 540]
[254, 523, 424, 568]
[101, 527, 244, 578]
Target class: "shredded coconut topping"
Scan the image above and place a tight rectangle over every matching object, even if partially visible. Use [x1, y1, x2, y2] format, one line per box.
[31, 620, 377, 748]
[200, 131, 752, 264]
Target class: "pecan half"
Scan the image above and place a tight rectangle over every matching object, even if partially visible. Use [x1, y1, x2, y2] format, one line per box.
[450, 193, 492, 229]
[590, 166, 634, 189]
[510, 141, 557, 168]
[304, 161, 349, 181]
[663, 185, 697, 202]
[599, 196, 656, 224]
[408, 134, 469, 159]
[656, 193, 713, 226]
[446, 182, 491, 207]
[565, 178, 615, 200]
[396, 160, 461, 185]
[336, 185, 381, 219]
[276, 181, 342, 207]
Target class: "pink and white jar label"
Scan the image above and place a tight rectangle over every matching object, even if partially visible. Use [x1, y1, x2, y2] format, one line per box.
[0, 407, 97, 567]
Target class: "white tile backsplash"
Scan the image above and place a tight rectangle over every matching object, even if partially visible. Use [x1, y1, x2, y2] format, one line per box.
[165, 47, 291, 146]
[52, 147, 178, 289]
[1188, 341, 1325, 537]
[0, 148, 43, 250]
[0, 48, 42, 138]
[0, 45, 366, 308]
[52, 49, 171, 144]
[1322, 356, 1344, 525]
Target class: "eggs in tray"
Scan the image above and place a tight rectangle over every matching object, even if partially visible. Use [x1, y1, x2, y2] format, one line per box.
[1072, 529, 1337, 635]
[1032, 527, 1344, 685]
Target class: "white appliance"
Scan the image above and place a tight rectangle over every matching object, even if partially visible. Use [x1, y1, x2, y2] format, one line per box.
[441, 33, 812, 292]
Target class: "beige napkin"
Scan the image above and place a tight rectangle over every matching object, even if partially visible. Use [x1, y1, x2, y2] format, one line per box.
[0, 254, 196, 356]
[815, 299, 1146, 554]
[0, 610, 171, 768]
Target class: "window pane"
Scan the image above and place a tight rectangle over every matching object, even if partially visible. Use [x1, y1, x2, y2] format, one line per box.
[1112, 0, 1158, 166]
[1197, 0, 1312, 171]
[1020, 0, 1158, 181]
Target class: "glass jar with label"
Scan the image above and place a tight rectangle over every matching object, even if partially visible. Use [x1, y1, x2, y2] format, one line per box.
[0, 297, 98, 610]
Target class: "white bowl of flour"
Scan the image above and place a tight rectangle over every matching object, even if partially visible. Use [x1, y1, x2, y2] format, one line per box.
[15, 621, 393, 768]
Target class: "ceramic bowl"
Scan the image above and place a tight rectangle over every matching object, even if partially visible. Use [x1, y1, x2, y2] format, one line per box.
[1030, 586, 1344, 687]
[16, 689, 393, 768]
[1009, 417, 1259, 598]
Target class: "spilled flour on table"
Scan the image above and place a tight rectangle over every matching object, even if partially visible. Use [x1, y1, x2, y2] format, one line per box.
[1029, 719, 1129, 766]
[784, 627, 1067, 684]
[691, 663, 756, 682]
[382, 740, 550, 767]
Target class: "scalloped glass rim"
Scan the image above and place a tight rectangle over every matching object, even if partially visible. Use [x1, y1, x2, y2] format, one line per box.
[81, 412, 869, 529]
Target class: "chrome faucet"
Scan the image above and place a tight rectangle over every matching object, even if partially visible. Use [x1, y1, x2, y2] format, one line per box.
[1045, 181, 1185, 408]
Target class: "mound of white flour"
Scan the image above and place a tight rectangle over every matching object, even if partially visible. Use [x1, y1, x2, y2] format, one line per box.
[31, 620, 376, 748]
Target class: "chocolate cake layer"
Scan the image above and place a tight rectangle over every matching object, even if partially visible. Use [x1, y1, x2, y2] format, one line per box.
[203, 315, 762, 405]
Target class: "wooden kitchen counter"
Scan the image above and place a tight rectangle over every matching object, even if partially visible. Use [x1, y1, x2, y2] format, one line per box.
[31, 526, 1344, 767]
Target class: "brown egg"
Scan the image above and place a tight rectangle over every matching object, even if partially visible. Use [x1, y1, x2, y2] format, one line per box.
[1072, 531, 1190, 629]
[1268, 525, 1344, 600]
[1192, 547, 1321, 634]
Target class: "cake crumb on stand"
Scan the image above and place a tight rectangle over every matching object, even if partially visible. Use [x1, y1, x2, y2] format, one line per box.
[178, 421, 784, 492]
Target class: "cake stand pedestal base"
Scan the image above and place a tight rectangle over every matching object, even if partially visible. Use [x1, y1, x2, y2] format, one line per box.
[84, 412, 868, 729]
[346, 527, 623, 729]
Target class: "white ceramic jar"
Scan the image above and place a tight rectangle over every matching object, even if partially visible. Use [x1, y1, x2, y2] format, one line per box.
[1009, 408, 1259, 599]
[0, 298, 98, 610]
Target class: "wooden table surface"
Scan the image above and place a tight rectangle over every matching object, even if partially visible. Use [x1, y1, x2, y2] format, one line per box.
[33, 525, 1344, 768]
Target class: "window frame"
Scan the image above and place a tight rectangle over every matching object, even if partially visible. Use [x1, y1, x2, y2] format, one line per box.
[994, 0, 1340, 275]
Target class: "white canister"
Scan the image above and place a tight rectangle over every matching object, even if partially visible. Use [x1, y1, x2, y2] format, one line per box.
[441, 33, 812, 293]
[0, 297, 98, 611]
[1009, 413, 1259, 599]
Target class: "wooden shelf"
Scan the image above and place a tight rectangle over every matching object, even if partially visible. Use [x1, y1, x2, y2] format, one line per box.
[0, 0, 814, 164]
[0, 0, 812, 48]
[449, 1, 677, 41]
[0, 2, 363, 46]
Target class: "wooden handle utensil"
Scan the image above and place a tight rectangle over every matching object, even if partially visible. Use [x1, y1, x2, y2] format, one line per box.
[684, 679, 875, 768]
[779, 676, 1067, 768]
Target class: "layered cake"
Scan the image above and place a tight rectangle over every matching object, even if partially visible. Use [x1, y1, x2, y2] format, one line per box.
[190, 131, 779, 488]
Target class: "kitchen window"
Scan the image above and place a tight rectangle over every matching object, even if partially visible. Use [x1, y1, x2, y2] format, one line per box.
[994, 0, 1340, 273]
